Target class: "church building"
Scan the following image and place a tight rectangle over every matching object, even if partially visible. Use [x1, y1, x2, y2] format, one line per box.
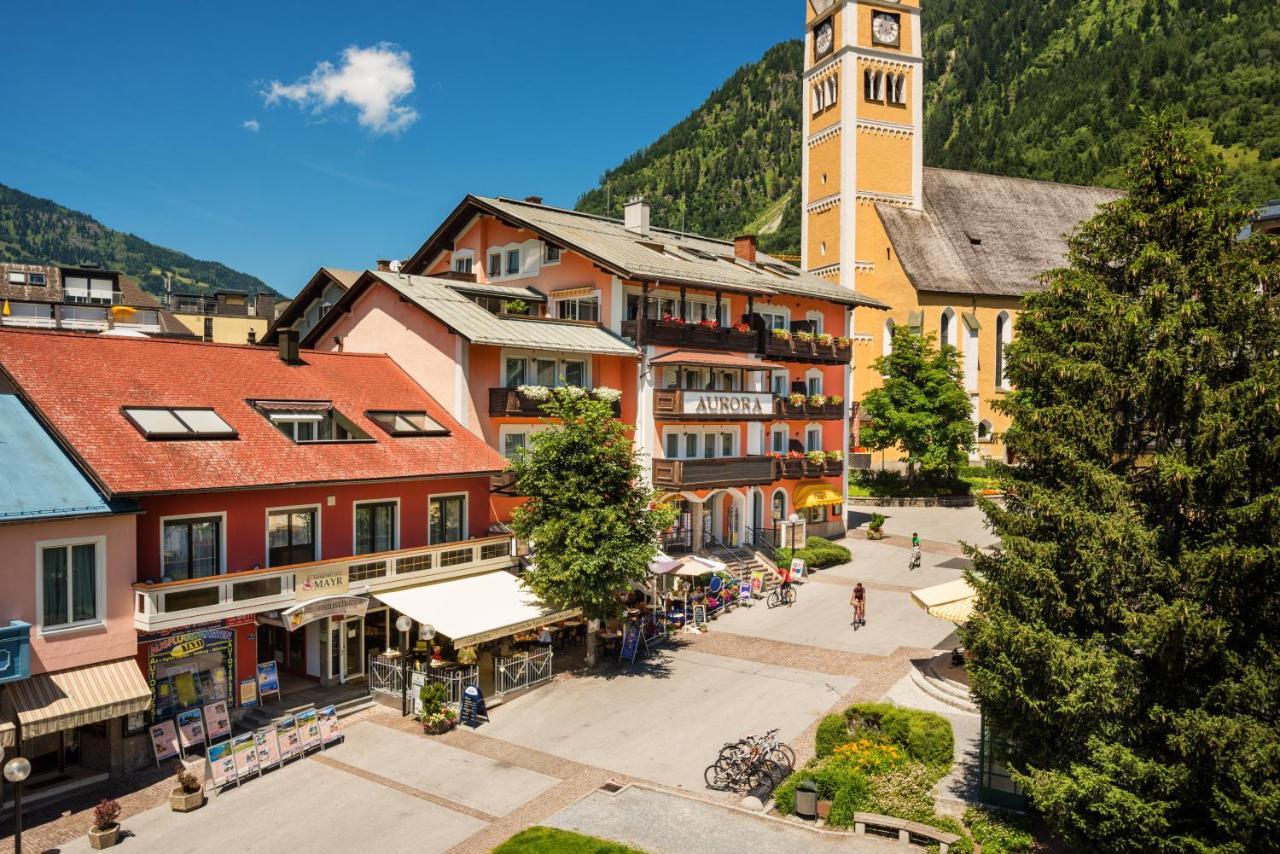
[800, 0, 1121, 461]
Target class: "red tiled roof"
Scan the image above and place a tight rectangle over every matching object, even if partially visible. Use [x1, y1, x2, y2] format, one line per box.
[0, 330, 506, 496]
[649, 349, 770, 370]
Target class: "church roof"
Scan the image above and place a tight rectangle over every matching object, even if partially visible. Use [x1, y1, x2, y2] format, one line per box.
[877, 168, 1122, 297]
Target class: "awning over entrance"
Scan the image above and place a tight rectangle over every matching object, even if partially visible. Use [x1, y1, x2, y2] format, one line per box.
[911, 578, 977, 624]
[649, 349, 769, 370]
[0, 658, 151, 747]
[372, 571, 579, 648]
[795, 483, 843, 508]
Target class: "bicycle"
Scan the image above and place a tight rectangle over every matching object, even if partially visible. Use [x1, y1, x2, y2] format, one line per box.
[852, 599, 865, 629]
[909, 545, 921, 571]
[766, 585, 797, 609]
[717, 729, 795, 772]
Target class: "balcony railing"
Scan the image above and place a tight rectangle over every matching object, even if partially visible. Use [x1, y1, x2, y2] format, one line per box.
[653, 390, 846, 421]
[622, 318, 760, 352]
[778, 398, 846, 420]
[132, 534, 516, 631]
[775, 457, 844, 479]
[762, 335, 853, 365]
[488, 387, 621, 417]
[652, 456, 777, 489]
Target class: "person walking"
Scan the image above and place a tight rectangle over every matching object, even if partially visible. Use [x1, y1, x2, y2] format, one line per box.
[851, 582, 866, 627]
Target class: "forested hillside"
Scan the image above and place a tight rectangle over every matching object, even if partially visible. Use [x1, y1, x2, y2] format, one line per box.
[0, 183, 281, 298]
[577, 0, 1280, 255]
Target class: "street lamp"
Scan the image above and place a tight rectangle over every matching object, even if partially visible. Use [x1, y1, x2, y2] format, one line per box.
[788, 511, 802, 557]
[4, 750, 32, 854]
[396, 615, 413, 716]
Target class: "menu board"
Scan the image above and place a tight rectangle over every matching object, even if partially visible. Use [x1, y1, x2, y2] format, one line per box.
[207, 741, 237, 789]
[254, 727, 282, 769]
[149, 719, 180, 763]
[317, 705, 343, 745]
[176, 708, 206, 749]
[692, 604, 708, 627]
[231, 733, 259, 778]
[276, 716, 302, 760]
[239, 678, 258, 709]
[296, 708, 322, 752]
[203, 701, 232, 743]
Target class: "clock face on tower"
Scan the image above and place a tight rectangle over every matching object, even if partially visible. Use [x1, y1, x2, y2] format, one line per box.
[813, 19, 834, 59]
[872, 11, 901, 47]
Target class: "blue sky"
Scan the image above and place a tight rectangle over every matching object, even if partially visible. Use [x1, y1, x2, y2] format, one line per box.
[2, 1, 799, 296]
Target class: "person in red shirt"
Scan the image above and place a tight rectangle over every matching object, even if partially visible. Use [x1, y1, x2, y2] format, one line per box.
[851, 582, 866, 627]
[779, 564, 793, 606]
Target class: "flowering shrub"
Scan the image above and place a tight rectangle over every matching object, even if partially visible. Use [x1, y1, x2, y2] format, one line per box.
[562, 385, 587, 398]
[806, 450, 827, 464]
[836, 336, 852, 347]
[517, 384, 550, 400]
[772, 328, 792, 340]
[592, 386, 622, 403]
[831, 738, 905, 775]
[732, 321, 751, 333]
[829, 395, 844, 405]
[786, 450, 805, 460]
[808, 393, 826, 407]
[661, 313, 685, 325]
[788, 392, 807, 406]
[826, 450, 844, 462]
[697, 318, 720, 329]
[794, 330, 815, 342]
[766, 451, 782, 459]
[817, 332, 834, 346]
[93, 799, 121, 831]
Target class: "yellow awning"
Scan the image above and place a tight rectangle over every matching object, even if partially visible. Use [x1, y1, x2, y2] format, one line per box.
[794, 484, 843, 509]
[911, 578, 977, 624]
[0, 658, 151, 744]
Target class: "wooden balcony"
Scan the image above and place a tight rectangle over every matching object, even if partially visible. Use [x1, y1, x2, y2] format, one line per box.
[762, 335, 853, 365]
[622, 318, 760, 352]
[652, 456, 777, 489]
[779, 399, 846, 420]
[488, 388, 622, 417]
[777, 458, 839, 479]
[654, 389, 779, 421]
[131, 535, 517, 632]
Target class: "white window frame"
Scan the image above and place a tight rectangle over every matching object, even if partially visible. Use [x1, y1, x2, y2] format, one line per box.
[7, 271, 26, 285]
[487, 252, 502, 278]
[625, 286, 729, 326]
[486, 240, 542, 281]
[660, 425, 739, 460]
[771, 370, 790, 398]
[805, 310, 825, 335]
[543, 243, 562, 265]
[770, 488, 788, 522]
[352, 498, 401, 554]
[770, 425, 788, 455]
[35, 535, 107, 635]
[755, 307, 790, 330]
[427, 491, 469, 545]
[940, 307, 956, 350]
[264, 503, 322, 568]
[883, 318, 896, 360]
[452, 249, 475, 274]
[160, 511, 228, 578]
[805, 423, 824, 453]
[996, 311, 1013, 389]
[552, 290, 602, 322]
[498, 424, 554, 459]
[805, 369, 824, 396]
[505, 248, 521, 276]
[500, 348, 592, 389]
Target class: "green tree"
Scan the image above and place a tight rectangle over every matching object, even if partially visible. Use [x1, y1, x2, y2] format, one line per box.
[509, 388, 673, 666]
[964, 116, 1280, 853]
[859, 329, 974, 481]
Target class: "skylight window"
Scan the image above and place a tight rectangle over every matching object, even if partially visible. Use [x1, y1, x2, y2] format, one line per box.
[123, 407, 237, 440]
[252, 400, 370, 444]
[367, 410, 448, 437]
[682, 246, 724, 262]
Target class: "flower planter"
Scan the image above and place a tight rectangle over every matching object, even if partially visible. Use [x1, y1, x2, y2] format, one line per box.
[802, 461, 826, 478]
[169, 787, 205, 813]
[822, 402, 844, 418]
[88, 824, 120, 850]
[725, 329, 759, 350]
[824, 461, 844, 476]
[781, 460, 804, 479]
[784, 402, 807, 417]
[690, 327, 720, 346]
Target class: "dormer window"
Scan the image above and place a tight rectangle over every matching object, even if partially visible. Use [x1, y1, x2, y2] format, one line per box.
[253, 400, 370, 443]
[123, 407, 237, 440]
[367, 410, 448, 437]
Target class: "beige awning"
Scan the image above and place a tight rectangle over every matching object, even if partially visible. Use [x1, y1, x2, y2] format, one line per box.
[0, 658, 151, 745]
[548, 285, 598, 300]
[911, 578, 977, 624]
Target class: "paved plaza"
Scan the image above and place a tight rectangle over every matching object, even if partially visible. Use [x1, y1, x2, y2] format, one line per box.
[9, 504, 987, 854]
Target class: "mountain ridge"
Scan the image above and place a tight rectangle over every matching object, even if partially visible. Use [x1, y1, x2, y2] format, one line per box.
[0, 182, 283, 299]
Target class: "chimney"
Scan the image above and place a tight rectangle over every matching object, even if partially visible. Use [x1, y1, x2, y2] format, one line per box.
[734, 234, 758, 264]
[624, 197, 650, 237]
[524, 195, 543, 205]
[279, 329, 300, 364]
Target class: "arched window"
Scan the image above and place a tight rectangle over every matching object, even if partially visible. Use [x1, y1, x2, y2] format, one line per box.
[806, 310, 824, 336]
[995, 311, 1012, 388]
[863, 69, 875, 100]
[883, 318, 896, 359]
[771, 490, 786, 522]
[940, 307, 955, 349]
[977, 420, 992, 443]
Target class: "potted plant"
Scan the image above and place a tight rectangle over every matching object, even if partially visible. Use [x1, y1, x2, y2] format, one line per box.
[88, 799, 121, 849]
[660, 312, 685, 325]
[816, 332, 834, 347]
[808, 393, 826, 408]
[825, 394, 844, 416]
[794, 330, 814, 343]
[867, 513, 886, 540]
[696, 318, 720, 329]
[419, 681, 457, 735]
[786, 392, 807, 414]
[783, 450, 805, 478]
[502, 298, 529, 315]
[824, 449, 844, 474]
[836, 336, 852, 348]
[169, 763, 205, 813]
[516, 384, 550, 401]
[732, 321, 751, 334]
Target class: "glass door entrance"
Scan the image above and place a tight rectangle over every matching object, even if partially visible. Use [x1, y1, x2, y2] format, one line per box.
[329, 616, 366, 684]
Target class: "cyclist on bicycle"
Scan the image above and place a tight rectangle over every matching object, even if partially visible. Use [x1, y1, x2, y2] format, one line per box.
[851, 582, 866, 627]
[779, 563, 793, 606]
[910, 532, 922, 570]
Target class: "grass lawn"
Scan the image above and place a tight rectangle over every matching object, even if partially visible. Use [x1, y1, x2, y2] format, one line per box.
[493, 827, 646, 854]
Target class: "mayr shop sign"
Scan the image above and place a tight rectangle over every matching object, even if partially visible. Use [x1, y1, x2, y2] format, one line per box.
[682, 390, 773, 417]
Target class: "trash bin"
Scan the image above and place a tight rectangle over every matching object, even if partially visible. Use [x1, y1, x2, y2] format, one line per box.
[795, 779, 818, 819]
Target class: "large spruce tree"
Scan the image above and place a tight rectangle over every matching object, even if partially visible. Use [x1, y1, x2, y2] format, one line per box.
[965, 116, 1280, 852]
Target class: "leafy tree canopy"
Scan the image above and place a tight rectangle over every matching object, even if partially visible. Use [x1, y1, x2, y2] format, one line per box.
[965, 115, 1280, 853]
[509, 389, 672, 662]
[860, 329, 975, 479]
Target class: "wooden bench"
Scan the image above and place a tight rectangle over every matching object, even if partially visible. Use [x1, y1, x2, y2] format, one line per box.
[854, 812, 962, 853]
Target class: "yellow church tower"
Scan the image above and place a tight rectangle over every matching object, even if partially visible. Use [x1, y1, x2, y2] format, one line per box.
[801, 0, 923, 292]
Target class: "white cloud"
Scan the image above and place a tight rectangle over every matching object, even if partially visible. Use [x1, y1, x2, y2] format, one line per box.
[263, 43, 418, 135]
[242, 119, 260, 132]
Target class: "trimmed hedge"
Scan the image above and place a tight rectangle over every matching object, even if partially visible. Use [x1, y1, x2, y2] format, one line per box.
[776, 536, 852, 569]
[815, 713, 851, 758]
[844, 702, 954, 767]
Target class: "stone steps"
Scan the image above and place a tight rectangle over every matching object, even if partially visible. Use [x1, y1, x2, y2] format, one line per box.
[909, 657, 978, 714]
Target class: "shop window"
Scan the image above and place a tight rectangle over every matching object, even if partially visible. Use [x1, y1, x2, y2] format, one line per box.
[806, 505, 827, 523]
[151, 628, 233, 719]
[267, 509, 316, 567]
[163, 517, 221, 580]
[355, 502, 396, 554]
[39, 540, 100, 630]
[430, 494, 467, 544]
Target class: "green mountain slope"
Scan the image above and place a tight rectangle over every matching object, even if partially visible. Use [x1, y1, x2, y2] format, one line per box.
[0, 182, 282, 298]
[577, 0, 1280, 255]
